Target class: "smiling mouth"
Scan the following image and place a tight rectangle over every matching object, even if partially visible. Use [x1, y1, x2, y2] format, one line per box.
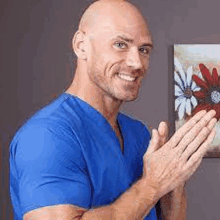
[117, 73, 137, 82]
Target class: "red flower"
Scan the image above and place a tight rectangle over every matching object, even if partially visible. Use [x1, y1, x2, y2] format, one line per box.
[192, 63, 220, 119]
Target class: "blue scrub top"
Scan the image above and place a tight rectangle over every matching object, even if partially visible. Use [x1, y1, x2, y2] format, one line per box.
[10, 93, 157, 220]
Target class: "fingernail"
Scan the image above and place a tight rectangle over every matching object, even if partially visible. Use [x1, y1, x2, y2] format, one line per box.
[209, 109, 216, 114]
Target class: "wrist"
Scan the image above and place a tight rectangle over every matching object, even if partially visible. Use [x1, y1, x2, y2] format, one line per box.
[172, 182, 186, 195]
[112, 178, 159, 219]
[137, 177, 160, 205]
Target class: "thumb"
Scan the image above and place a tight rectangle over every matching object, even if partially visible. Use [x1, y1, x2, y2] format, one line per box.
[145, 129, 160, 156]
[158, 121, 169, 146]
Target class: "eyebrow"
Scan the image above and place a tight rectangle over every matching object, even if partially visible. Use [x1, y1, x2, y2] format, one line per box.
[113, 35, 154, 48]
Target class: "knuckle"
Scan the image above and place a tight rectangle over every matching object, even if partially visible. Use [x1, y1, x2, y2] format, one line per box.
[174, 146, 182, 157]
[186, 142, 193, 151]
[169, 135, 179, 147]
[175, 141, 183, 150]
[202, 127, 210, 133]
[195, 121, 207, 132]
[181, 133, 191, 145]
[199, 128, 207, 137]
[202, 117, 209, 125]
[189, 118, 197, 126]
[181, 164, 188, 173]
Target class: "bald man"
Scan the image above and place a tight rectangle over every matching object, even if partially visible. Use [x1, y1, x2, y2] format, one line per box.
[9, 0, 217, 220]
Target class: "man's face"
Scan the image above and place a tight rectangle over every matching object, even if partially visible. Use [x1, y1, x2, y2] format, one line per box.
[85, 9, 153, 102]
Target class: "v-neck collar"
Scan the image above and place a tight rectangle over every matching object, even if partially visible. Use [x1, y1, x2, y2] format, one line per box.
[64, 93, 125, 156]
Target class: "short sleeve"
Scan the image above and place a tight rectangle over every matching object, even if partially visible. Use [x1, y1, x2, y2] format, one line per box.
[12, 121, 92, 216]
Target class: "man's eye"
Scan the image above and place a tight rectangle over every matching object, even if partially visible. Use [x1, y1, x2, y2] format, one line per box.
[115, 42, 127, 49]
[139, 47, 150, 55]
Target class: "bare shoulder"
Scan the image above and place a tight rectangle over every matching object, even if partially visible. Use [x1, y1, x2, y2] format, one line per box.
[23, 204, 87, 220]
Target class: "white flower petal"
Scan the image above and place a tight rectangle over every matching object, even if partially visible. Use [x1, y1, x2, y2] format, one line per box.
[193, 87, 201, 92]
[186, 66, 193, 87]
[175, 96, 184, 111]
[175, 85, 183, 96]
[174, 71, 184, 89]
[191, 81, 200, 91]
[185, 98, 192, 115]
[197, 70, 204, 80]
[190, 96, 198, 108]
[174, 57, 187, 87]
[178, 98, 186, 120]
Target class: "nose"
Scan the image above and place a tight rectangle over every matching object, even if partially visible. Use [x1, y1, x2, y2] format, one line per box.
[126, 47, 143, 70]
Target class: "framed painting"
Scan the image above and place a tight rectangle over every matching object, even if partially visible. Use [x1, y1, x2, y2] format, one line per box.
[174, 44, 220, 157]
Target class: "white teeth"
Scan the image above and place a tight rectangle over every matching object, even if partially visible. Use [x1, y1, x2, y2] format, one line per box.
[118, 73, 136, 82]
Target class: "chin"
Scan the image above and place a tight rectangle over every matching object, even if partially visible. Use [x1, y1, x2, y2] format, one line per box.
[118, 93, 139, 102]
[123, 96, 138, 102]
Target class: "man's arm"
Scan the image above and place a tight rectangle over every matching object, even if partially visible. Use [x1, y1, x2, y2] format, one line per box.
[24, 110, 217, 220]
[23, 180, 184, 220]
[156, 121, 186, 220]
[159, 183, 186, 220]
[24, 178, 158, 220]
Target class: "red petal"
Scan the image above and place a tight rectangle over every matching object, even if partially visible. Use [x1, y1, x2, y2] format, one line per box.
[193, 91, 206, 99]
[213, 104, 220, 120]
[199, 63, 213, 86]
[192, 103, 212, 116]
[212, 68, 219, 86]
[192, 74, 209, 90]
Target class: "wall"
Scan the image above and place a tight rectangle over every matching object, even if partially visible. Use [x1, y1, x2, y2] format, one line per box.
[1, 0, 220, 219]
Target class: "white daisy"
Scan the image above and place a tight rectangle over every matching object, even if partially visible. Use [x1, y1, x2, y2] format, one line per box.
[174, 57, 200, 120]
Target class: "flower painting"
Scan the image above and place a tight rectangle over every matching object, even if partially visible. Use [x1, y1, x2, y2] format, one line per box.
[174, 44, 220, 157]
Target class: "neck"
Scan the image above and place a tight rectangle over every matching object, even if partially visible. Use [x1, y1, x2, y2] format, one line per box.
[66, 65, 123, 127]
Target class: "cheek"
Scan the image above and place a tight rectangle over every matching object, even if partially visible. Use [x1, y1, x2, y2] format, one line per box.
[88, 41, 125, 74]
[142, 57, 150, 70]
[97, 54, 122, 74]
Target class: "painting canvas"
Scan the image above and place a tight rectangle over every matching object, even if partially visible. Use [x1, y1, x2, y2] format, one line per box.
[174, 44, 220, 157]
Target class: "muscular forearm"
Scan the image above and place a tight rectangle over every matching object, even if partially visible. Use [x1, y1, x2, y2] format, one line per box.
[160, 184, 186, 220]
[82, 178, 159, 220]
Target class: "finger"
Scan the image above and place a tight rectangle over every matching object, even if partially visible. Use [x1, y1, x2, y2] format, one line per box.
[185, 129, 216, 169]
[183, 156, 202, 181]
[144, 129, 160, 156]
[195, 128, 216, 157]
[207, 117, 218, 130]
[158, 121, 169, 146]
[170, 110, 216, 149]
[176, 110, 216, 151]
[180, 118, 217, 161]
[169, 110, 207, 147]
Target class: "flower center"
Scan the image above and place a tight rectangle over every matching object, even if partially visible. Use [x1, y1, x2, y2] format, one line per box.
[184, 87, 192, 99]
[211, 90, 220, 104]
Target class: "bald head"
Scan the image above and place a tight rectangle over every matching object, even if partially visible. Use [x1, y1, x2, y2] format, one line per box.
[78, 0, 150, 37]
[69, 0, 153, 103]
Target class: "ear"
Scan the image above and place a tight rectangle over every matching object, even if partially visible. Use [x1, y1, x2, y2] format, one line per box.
[72, 30, 87, 60]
